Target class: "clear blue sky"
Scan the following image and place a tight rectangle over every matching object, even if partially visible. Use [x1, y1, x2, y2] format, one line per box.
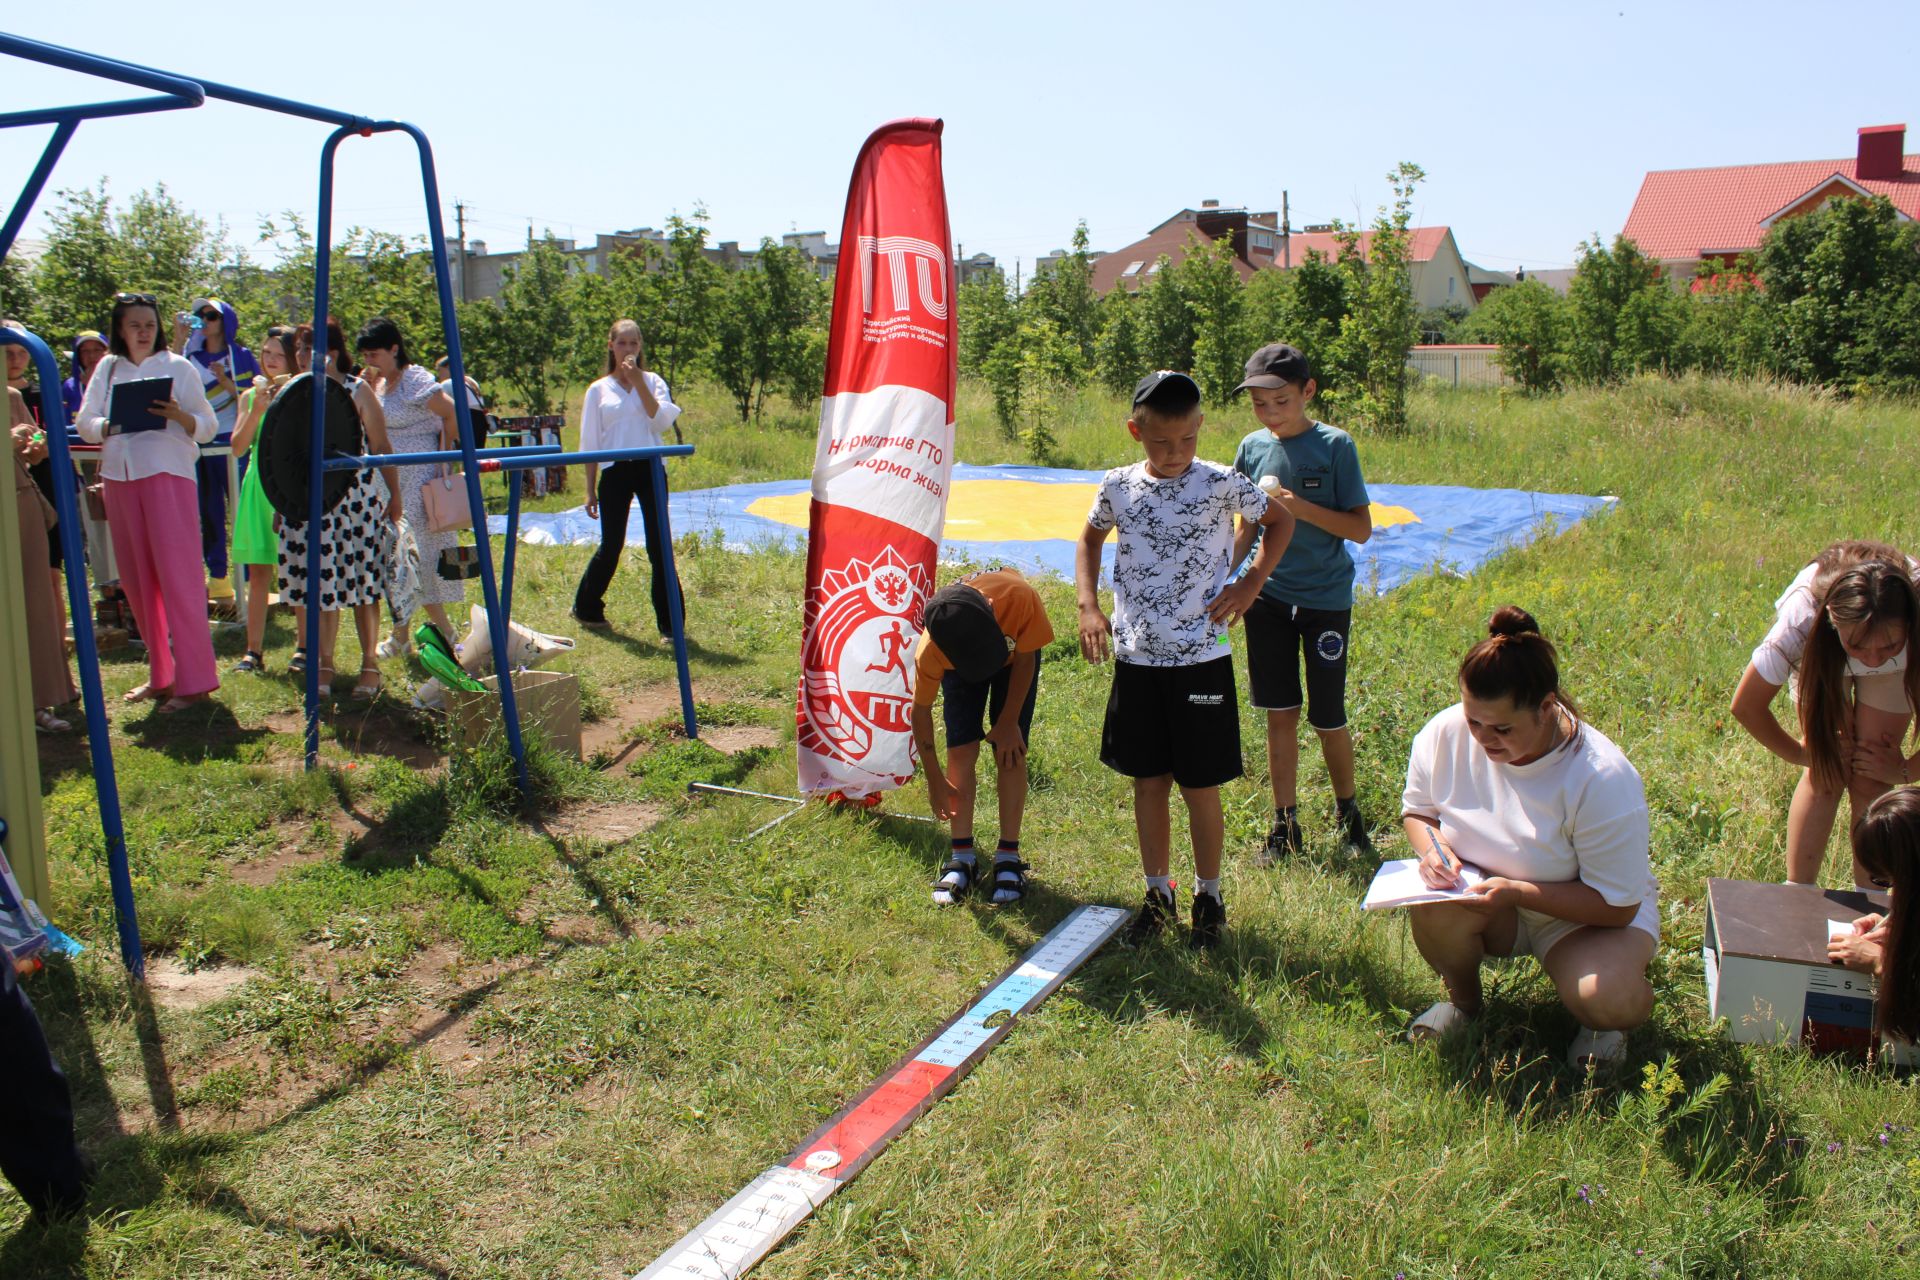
[4, 1, 1915, 279]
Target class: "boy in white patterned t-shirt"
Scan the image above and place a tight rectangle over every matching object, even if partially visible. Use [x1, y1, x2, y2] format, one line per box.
[1075, 371, 1296, 949]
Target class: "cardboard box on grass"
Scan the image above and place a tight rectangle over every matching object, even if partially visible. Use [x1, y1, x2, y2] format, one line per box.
[447, 670, 582, 762]
[1703, 877, 1893, 1058]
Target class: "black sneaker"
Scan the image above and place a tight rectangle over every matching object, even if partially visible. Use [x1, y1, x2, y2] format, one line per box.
[1120, 887, 1175, 949]
[1338, 804, 1374, 855]
[1189, 891, 1226, 950]
[1258, 812, 1304, 866]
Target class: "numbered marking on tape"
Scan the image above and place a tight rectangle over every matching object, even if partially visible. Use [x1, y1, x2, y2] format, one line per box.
[632, 904, 1129, 1279]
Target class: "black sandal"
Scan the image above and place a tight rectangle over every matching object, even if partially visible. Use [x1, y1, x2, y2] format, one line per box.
[932, 855, 976, 906]
[987, 856, 1031, 906]
[233, 651, 265, 674]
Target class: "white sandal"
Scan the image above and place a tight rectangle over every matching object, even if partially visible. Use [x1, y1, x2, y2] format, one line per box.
[1567, 1026, 1625, 1072]
[1408, 1000, 1468, 1043]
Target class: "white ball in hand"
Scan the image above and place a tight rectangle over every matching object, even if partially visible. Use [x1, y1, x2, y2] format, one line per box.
[1258, 475, 1280, 493]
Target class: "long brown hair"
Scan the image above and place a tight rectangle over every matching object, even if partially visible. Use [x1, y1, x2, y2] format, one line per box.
[1458, 606, 1582, 744]
[1852, 788, 1920, 1045]
[1798, 542, 1919, 794]
[604, 318, 642, 376]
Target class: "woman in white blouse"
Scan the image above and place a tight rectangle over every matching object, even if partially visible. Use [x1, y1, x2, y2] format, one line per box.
[1401, 606, 1659, 1071]
[75, 292, 221, 713]
[570, 318, 683, 634]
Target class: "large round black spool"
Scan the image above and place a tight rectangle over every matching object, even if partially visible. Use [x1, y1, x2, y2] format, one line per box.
[258, 372, 363, 523]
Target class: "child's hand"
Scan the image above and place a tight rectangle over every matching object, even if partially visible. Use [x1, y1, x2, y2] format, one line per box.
[926, 770, 958, 821]
[1077, 602, 1111, 663]
[1205, 578, 1259, 627]
[984, 722, 1027, 772]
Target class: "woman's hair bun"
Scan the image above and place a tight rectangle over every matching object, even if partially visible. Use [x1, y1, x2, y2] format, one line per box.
[1487, 605, 1540, 639]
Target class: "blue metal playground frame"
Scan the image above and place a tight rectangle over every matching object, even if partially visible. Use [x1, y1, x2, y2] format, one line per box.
[1, 34, 700, 978]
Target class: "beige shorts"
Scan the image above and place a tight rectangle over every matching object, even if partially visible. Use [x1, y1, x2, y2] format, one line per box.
[1505, 895, 1661, 962]
[1789, 669, 1912, 716]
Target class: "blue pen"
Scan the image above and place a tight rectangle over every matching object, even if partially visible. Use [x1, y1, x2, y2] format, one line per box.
[1421, 824, 1463, 891]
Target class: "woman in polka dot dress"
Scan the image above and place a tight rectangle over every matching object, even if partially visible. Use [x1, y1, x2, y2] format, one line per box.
[353, 316, 464, 649]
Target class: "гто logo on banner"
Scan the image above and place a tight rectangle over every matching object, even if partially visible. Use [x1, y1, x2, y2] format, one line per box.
[799, 544, 933, 770]
[856, 234, 948, 350]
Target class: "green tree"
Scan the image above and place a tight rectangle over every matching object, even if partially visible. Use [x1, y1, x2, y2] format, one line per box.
[1755, 195, 1920, 391]
[1680, 266, 1769, 380]
[0, 253, 37, 329]
[1181, 232, 1246, 404]
[460, 234, 576, 415]
[705, 239, 830, 421]
[29, 182, 224, 340]
[638, 209, 725, 390]
[1565, 233, 1670, 382]
[1283, 251, 1351, 391]
[1474, 279, 1568, 393]
[957, 267, 1017, 376]
[1326, 161, 1424, 431]
[1136, 254, 1194, 373]
[1092, 286, 1143, 397]
[1025, 221, 1099, 370]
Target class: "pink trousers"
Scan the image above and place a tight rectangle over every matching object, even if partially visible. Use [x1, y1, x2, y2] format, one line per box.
[103, 473, 219, 697]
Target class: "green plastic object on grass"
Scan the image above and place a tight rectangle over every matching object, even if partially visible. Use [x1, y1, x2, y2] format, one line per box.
[419, 643, 484, 693]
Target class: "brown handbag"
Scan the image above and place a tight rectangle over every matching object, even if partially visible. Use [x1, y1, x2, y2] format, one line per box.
[419, 465, 473, 534]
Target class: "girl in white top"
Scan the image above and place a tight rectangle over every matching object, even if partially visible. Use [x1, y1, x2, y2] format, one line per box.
[1401, 607, 1659, 1072]
[1730, 542, 1919, 886]
[570, 318, 684, 633]
[75, 292, 221, 712]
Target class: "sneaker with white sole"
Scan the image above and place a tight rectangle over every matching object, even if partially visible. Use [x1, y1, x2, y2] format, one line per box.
[1567, 1026, 1625, 1072]
[376, 633, 411, 659]
[1407, 1000, 1469, 1042]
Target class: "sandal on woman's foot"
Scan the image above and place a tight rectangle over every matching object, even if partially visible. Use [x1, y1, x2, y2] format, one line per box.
[34, 708, 71, 733]
[123, 682, 171, 705]
[233, 651, 265, 674]
[350, 665, 382, 702]
[156, 693, 210, 715]
[1408, 1001, 1469, 1043]
[932, 853, 978, 906]
[287, 650, 307, 674]
[988, 855, 1031, 906]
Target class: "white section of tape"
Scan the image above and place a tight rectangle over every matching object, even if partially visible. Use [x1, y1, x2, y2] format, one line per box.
[634, 1165, 839, 1280]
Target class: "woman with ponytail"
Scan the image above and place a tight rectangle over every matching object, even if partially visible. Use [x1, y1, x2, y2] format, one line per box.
[1829, 788, 1920, 1050]
[1401, 607, 1660, 1071]
[1732, 543, 1919, 886]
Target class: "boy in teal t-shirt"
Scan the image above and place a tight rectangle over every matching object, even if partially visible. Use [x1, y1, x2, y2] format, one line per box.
[1229, 344, 1375, 859]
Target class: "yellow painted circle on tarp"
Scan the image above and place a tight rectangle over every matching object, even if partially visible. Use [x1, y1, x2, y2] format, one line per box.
[747, 480, 1420, 541]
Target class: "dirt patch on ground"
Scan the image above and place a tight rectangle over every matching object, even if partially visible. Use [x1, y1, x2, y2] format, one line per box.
[401, 945, 532, 1078]
[581, 688, 683, 768]
[539, 800, 664, 846]
[145, 959, 260, 1010]
[230, 817, 338, 886]
[701, 724, 781, 755]
[263, 706, 445, 770]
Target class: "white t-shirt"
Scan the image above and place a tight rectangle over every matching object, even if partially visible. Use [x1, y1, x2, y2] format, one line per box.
[1401, 704, 1657, 911]
[578, 372, 680, 454]
[1750, 560, 1917, 686]
[1086, 459, 1269, 667]
[74, 351, 219, 482]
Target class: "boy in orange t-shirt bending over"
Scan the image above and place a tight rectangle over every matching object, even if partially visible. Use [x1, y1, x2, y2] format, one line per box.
[910, 570, 1056, 906]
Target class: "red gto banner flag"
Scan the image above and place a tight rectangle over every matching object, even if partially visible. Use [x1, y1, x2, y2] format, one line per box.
[796, 119, 957, 799]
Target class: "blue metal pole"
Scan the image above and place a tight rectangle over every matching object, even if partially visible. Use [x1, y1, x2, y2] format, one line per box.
[649, 459, 699, 741]
[392, 123, 527, 795]
[303, 127, 355, 769]
[0, 328, 144, 976]
[0, 119, 77, 260]
[0, 34, 209, 103]
[503, 468, 521, 623]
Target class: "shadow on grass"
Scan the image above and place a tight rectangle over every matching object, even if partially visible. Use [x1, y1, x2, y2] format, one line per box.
[203, 1187, 459, 1278]
[120, 700, 270, 764]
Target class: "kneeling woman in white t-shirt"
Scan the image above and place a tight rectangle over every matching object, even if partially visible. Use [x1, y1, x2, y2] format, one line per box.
[1401, 607, 1660, 1071]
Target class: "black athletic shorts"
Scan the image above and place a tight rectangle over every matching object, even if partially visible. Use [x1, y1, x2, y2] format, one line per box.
[1099, 656, 1242, 788]
[1244, 597, 1351, 731]
[942, 655, 1040, 751]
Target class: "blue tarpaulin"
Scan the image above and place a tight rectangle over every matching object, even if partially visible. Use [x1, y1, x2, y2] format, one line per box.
[488, 463, 1615, 594]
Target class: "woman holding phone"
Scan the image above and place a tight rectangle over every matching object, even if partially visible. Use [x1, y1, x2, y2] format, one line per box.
[1399, 607, 1660, 1071]
[74, 292, 220, 713]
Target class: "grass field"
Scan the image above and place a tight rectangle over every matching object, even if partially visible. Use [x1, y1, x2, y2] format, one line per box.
[8, 375, 1920, 1278]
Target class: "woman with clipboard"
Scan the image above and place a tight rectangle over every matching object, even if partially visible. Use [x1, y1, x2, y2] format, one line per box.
[74, 292, 221, 714]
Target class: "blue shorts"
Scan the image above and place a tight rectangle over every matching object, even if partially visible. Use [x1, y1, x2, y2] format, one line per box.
[942, 656, 1039, 750]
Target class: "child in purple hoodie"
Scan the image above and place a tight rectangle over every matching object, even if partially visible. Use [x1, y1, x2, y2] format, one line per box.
[179, 298, 259, 590]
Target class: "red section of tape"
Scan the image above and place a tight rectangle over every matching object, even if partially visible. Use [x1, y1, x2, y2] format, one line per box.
[787, 1059, 953, 1178]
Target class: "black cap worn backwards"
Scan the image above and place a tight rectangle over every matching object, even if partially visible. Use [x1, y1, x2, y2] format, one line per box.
[1234, 343, 1312, 392]
[1131, 369, 1201, 413]
[922, 583, 1011, 684]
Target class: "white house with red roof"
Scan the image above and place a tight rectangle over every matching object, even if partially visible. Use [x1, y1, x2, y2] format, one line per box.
[1621, 123, 1917, 277]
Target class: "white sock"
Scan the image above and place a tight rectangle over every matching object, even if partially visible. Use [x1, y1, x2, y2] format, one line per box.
[933, 850, 978, 905]
[1196, 876, 1221, 901]
[1145, 875, 1172, 899]
[990, 853, 1025, 904]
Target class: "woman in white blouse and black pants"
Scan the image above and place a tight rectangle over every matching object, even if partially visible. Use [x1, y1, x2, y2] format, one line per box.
[571, 319, 683, 634]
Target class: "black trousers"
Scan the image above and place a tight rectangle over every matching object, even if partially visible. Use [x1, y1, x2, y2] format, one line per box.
[0, 961, 88, 1218]
[573, 458, 683, 632]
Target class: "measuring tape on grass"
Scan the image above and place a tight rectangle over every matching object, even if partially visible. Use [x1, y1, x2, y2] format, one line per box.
[633, 903, 1130, 1279]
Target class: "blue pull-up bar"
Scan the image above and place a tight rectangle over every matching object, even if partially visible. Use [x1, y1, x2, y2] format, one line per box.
[3, 34, 701, 976]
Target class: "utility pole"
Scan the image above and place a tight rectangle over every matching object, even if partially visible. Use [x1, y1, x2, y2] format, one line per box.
[454, 201, 468, 303]
[1281, 190, 1291, 270]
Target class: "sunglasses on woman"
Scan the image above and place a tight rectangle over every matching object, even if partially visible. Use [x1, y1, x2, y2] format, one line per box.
[113, 291, 158, 306]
